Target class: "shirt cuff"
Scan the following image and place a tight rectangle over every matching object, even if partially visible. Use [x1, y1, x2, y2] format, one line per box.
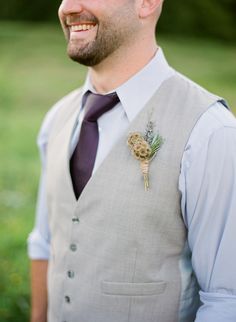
[195, 291, 236, 321]
[27, 229, 50, 260]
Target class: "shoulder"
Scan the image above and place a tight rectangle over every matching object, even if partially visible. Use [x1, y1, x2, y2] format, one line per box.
[169, 71, 235, 155]
[37, 88, 83, 146]
[183, 101, 236, 168]
[175, 71, 222, 102]
[158, 71, 224, 119]
[37, 88, 83, 158]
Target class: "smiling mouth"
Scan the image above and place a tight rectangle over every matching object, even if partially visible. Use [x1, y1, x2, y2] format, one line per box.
[70, 23, 97, 32]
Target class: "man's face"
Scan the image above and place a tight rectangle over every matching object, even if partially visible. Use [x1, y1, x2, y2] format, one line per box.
[59, 0, 140, 66]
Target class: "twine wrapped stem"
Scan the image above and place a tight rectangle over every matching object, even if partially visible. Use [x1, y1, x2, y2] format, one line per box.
[140, 160, 149, 191]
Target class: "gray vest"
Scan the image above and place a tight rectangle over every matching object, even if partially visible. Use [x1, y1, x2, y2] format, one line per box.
[46, 74, 220, 322]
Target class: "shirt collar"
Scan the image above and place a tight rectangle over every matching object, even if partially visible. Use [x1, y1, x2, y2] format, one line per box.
[82, 48, 175, 122]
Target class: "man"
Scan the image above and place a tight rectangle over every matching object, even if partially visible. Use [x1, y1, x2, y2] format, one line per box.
[28, 0, 236, 321]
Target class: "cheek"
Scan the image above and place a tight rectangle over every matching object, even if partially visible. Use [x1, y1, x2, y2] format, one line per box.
[58, 15, 70, 40]
[58, 4, 64, 22]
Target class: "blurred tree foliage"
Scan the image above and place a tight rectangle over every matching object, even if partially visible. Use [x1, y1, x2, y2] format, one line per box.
[0, 0, 59, 22]
[0, 0, 235, 42]
[159, 0, 236, 42]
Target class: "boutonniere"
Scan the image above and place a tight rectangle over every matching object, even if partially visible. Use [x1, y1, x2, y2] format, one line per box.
[127, 121, 164, 191]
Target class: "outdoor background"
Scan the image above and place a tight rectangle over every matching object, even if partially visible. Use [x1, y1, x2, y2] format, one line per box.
[0, 0, 235, 321]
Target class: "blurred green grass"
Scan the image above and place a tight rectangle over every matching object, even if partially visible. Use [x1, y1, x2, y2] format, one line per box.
[0, 22, 235, 321]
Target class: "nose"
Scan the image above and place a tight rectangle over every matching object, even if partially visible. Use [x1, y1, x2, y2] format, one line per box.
[59, 0, 84, 17]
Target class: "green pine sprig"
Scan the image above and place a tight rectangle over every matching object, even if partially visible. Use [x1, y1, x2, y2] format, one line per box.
[149, 134, 164, 159]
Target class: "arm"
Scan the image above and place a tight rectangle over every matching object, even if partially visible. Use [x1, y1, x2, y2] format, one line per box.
[28, 95, 64, 321]
[180, 104, 236, 321]
[28, 132, 51, 321]
[28, 173, 50, 322]
[191, 126, 236, 321]
[30, 260, 48, 322]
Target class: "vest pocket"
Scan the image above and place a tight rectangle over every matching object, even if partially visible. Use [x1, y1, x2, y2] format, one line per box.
[101, 281, 167, 296]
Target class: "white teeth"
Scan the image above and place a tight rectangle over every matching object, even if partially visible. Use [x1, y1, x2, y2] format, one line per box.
[71, 24, 95, 32]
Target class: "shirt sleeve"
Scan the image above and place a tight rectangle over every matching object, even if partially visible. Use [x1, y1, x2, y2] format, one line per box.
[27, 169, 50, 260]
[179, 102, 236, 321]
[27, 100, 64, 260]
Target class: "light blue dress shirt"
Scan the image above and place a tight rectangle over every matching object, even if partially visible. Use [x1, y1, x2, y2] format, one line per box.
[28, 48, 236, 321]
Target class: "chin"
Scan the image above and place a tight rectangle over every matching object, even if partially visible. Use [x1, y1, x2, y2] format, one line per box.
[67, 51, 97, 66]
[67, 47, 104, 67]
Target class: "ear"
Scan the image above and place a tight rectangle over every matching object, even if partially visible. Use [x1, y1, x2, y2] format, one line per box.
[138, 0, 163, 19]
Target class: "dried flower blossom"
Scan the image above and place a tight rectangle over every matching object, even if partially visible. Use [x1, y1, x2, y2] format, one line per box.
[127, 122, 164, 191]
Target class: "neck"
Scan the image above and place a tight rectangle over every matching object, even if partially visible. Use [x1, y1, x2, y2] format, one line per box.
[88, 38, 158, 94]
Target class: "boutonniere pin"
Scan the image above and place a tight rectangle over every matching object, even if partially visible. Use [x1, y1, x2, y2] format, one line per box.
[127, 121, 164, 191]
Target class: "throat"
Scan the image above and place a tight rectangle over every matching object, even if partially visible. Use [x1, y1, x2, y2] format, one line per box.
[89, 46, 159, 94]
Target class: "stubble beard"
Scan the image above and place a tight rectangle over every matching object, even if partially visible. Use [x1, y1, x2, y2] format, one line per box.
[67, 22, 123, 67]
[66, 6, 138, 67]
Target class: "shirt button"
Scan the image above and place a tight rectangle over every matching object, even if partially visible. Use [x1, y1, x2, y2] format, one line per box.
[70, 244, 77, 252]
[65, 295, 70, 303]
[72, 216, 79, 223]
[67, 270, 75, 278]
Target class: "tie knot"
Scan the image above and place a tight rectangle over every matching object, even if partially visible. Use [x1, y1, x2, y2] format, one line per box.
[83, 91, 119, 122]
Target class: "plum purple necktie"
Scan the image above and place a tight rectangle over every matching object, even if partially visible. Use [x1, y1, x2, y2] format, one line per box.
[70, 91, 120, 199]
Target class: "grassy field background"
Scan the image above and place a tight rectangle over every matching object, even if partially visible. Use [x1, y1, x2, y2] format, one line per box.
[0, 22, 235, 321]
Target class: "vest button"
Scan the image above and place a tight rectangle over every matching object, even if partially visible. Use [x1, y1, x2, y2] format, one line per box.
[70, 244, 77, 252]
[72, 216, 79, 223]
[65, 295, 70, 303]
[67, 270, 75, 278]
